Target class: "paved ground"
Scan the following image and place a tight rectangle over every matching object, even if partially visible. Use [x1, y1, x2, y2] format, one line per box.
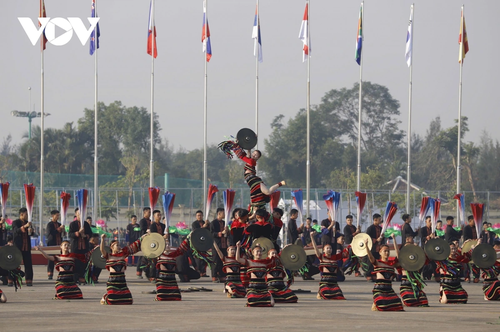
[1, 265, 499, 331]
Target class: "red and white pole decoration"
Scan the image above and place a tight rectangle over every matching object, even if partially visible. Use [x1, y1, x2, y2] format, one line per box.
[205, 184, 219, 220]
[148, 187, 160, 212]
[76, 189, 88, 224]
[24, 183, 36, 223]
[0, 182, 10, 218]
[60, 192, 71, 226]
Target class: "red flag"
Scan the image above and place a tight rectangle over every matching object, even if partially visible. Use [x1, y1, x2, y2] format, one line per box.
[147, 0, 158, 58]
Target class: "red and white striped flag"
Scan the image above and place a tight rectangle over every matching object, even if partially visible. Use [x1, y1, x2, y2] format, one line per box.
[298, 2, 311, 62]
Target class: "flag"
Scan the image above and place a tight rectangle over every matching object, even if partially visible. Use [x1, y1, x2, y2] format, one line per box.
[202, 0, 212, 62]
[458, 8, 469, 63]
[147, 0, 158, 58]
[355, 3, 363, 65]
[40, 0, 47, 51]
[252, 4, 263, 62]
[298, 2, 310, 62]
[90, 0, 100, 55]
[405, 5, 413, 67]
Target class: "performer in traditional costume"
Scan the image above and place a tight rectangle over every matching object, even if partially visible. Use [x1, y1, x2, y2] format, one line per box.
[100, 234, 141, 305]
[266, 249, 297, 303]
[230, 209, 251, 288]
[154, 239, 190, 301]
[435, 241, 476, 304]
[309, 232, 345, 300]
[219, 141, 284, 213]
[236, 241, 274, 307]
[395, 238, 429, 307]
[365, 235, 404, 311]
[35, 241, 83, 300]
[481, 261, 500, 301]
[214, 242, 246, 298]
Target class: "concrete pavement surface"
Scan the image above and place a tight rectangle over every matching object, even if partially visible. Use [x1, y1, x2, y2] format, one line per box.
[0, 265, 499, 332]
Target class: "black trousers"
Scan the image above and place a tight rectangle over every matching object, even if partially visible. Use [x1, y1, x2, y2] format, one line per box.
[211, 247, 226, 279]
[21, 250, 33, 281]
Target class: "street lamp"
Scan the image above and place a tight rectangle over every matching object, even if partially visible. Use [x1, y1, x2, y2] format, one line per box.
[11, 110, 51, 139]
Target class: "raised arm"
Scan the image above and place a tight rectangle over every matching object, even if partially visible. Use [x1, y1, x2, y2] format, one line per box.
[392, 234, 399, 259]
[213, 241, 224, 261]
[365, 238, 376, 264]
[34, 246, 55, 261]
[310, 232, 321, 258]
[100, 234, 108, 258]
[235, 241, 246, 265]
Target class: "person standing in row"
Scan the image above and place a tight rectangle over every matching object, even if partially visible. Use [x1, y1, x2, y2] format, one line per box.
[126, 215, 141, 266]
[12, 208, 34, 286]
[463, 215, 480, 283]
[45, 210, 64, 280]
[401, 214, 418, 247]
[287, 209, 299, 245]
[444, 216, 462, 243]
[343, 215, 361, 277]
[211, 208, 227, 283]
[68, 208, 93, 284]
[137, 207, 151, 279]
[191, 210, 210, 277]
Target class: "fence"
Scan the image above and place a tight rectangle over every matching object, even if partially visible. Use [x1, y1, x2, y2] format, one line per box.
[2, 186, 500, 238]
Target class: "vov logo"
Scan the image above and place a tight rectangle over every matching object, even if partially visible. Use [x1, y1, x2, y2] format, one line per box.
[18, 17, 100, 46]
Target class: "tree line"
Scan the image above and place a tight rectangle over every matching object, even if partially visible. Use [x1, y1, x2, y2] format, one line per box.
[1, 83, 500, 206]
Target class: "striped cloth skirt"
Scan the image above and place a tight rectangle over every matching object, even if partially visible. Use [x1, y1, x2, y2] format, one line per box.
[399, 276, 428, 307]
[55, 271, 83, 300]
[155, 271, 181, 301]
[373, 280, 404, 311]
[103, 272, 133, 305]
[318, 272, 345, 300]
[483, 278, 500, 301]
[225, 274, 246, 298]
[440, 279, 467, 304]
[267, 279, 298, 303]
[246, 278, 273, 307]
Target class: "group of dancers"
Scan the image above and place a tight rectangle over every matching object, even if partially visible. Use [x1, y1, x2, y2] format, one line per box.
[1, 138, 499, 311]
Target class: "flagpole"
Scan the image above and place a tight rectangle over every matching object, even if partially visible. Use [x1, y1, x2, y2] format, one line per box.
[356, 1, 364, 194]
[150, 0, 155, 188]
[94, 0, 99, 221]
[305, 0, 311, 222]
[255, 0, 259, 151]
[203, 0, 208, 214]
[40, 32, 44, 243]
[456, 5, 464, 227]
[406, 4, 414, 215]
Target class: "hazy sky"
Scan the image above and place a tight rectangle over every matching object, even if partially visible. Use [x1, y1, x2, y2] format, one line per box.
[1, 0, 498, 153]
